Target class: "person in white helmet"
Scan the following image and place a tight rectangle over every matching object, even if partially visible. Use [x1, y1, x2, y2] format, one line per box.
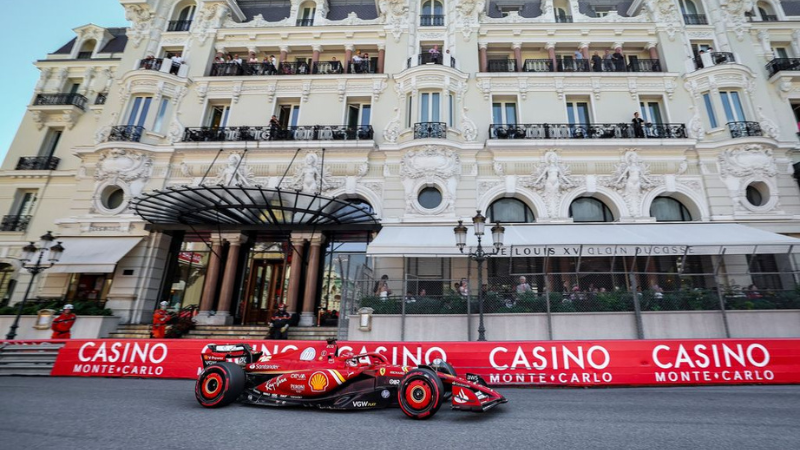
[51, 304, 76, 339]
[152, 301, 170, 339]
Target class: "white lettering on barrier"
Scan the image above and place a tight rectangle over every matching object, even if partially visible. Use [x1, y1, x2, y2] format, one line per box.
[652, 344, 771, 370]
[489, 345, 611, 371]
[78, 342, 168, 364]
[655, 370, 774, 383]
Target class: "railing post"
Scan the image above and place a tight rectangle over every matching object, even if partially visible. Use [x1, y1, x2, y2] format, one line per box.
[711, 249, 732, 338]
[629, 255, 645, 339]
[401, 269, 406, 342]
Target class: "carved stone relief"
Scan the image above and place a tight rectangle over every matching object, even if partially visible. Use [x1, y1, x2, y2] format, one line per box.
[400, 146, 461, 215]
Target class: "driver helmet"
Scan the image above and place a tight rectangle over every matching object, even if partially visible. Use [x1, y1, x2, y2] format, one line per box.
[63, 304, 73, 310]
[160, 301, 168, 308]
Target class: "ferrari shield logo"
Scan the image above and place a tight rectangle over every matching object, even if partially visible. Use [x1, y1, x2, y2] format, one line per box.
[379, 368, 386, 376]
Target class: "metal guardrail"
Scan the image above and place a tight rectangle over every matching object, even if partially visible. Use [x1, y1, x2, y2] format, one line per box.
[489, 123, 687, 139]
[33, 93, 87, 111]
[15, 156, 60, 171]
[181, 125, 374, 142]
[167, 20, 192, 31]
[766, 58, 800, 77]
[420, 15, 444, 26]
[0, 215, 31, 232]
[414, 122, 447, 139]
[727, 121, 763, 138]
[108, 125, 144, 142]
[683, 14, 708, 24]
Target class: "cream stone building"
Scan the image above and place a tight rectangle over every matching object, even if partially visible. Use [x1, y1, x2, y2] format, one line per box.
[2, 0, 800, 340]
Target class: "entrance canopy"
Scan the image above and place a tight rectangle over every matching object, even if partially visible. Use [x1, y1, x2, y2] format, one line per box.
[367, 223, 800, 257]
[132, 185, 380, 231]
[49, 237, 143, 273]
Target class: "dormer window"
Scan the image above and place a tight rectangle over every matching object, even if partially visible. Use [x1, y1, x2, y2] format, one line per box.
[168, 5, 196, 31]
[297, 2, 316, 26]
[420, 1, 444, 26]
[77, 40, 96, 59]
[498, 5, 522, 17]
[593, 7, 614, 18]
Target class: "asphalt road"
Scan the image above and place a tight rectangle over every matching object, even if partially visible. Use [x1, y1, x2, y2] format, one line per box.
[0, 377, 798, 450]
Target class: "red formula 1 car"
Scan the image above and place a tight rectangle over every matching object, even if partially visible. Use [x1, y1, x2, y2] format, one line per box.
[195, 339, 507, 419]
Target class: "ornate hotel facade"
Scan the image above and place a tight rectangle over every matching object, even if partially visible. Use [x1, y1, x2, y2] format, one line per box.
[2, 0, 800, 339]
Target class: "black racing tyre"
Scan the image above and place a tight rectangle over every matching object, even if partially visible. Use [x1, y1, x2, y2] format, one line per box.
[195, 362, 246, 408]
[398, 368, 445, 420]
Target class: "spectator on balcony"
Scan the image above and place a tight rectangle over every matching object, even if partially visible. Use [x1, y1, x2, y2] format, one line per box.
[269, 115, 282, 140]
[632, 112, 649, 138]
[603, 49, 612, 71]
[612, 48, 625, 71]
[459, 278, 469, 297]
[516, 276, 532, 295]
[592, 51, 602, 72]
[352, 51, 364, 73]
[232, 54, 243, 65]
[170, 53, 184, 75]
[329, 56, 342, 74]
[429, 45, 441, 64]
[362, 53, 371, 72]
[141, 54, 156, 70]
[298, 60, 309, 74]
[214, 52, 225, 63]
[374, 274, 392, 299]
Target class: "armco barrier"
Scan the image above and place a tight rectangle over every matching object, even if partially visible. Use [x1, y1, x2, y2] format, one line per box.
[40, 338, 800, 387]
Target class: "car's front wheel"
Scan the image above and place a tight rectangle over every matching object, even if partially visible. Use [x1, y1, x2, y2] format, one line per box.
[195, 362, 245, 408]
[398, 368, 444, 420]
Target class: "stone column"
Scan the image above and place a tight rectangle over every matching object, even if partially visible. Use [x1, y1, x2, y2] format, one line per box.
[792, 30, 800, 60]
[479, 43, 488, 72]
[215, 233, 247, 325]
[299, 235, 325, 326]
[546, 42, 557, 73]
[647, 42, 659, 61]
[195, 238, 224, 325]
[344, 44, 354, 73]
[312, 45, 321, 71]
[279, 45, 289, 65]
[377, 44, 386, 74]
[285, 235, 306, 314]
[512, 42, 523, 72]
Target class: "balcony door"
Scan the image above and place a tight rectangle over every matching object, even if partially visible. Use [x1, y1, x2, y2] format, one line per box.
[347, 103, 372, 127]
[567, 101, 590, 125]
[639, 101, 663, 124]
[420, 92, 441, 123]
[127, 96, 152, 127]
[278, 104, 300, 129]
[207, 105, 230, 128]
[39, 129, 62, 158]
[720, 91, 746, 123]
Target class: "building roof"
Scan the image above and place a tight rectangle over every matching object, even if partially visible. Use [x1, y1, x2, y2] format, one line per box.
[782, 1, 800, 15]
[237, 0, 378, 21]
[486, 1, 542, 18]
[52, 27, 128, 55]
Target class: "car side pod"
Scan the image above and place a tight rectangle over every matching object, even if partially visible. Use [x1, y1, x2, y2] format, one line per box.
[450, 374, 508, 412]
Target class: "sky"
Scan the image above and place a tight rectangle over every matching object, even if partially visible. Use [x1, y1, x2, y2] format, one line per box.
[0, 0, 127, 163]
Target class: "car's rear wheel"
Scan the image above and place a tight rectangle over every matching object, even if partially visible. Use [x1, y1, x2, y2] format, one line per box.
[195, 362, 246, 408]
[398, 368, 444, 420]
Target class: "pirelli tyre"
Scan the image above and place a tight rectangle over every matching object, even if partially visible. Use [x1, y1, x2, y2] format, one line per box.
[398, 368, 445, 420]
[195, 362, 246, 408]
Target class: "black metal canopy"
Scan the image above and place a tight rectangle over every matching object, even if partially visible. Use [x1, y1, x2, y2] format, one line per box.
[131, 185, 380, 231]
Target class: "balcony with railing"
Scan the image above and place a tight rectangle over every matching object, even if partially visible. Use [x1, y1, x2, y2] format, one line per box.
[693, 52, 736, 70]
[555, 15, 573, 23]
[749, 14, 779, 22]
[181, 125, 374, 142]
[77, 51, 93, 59]
[15, 156, 60, 171]
[766, 58, 800, 77]
[407, 54, 456, 69]
[727, 121, 763, 138]
[420, 15, 444, 26]
[33, 93, 87, 110]
[488, 123, 687, 140]
[414, 122, 447, 139]
[0, 215, 31, 232]
[488, 59, 517, 72]
[485, 58, 662, 73]
[167, 20, 192, 31]
[296, 18, 314, 26]
[683, 14, 708, 24]
[108, 125, 145, 142]
[210, 60, 377, 76]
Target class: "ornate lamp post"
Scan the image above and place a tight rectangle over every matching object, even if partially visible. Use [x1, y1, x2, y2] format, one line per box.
[454, 211, 504, 341]
[6, 231, 65, 340]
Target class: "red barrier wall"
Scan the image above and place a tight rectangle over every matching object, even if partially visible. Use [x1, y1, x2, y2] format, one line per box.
[42, 338, 800, 387]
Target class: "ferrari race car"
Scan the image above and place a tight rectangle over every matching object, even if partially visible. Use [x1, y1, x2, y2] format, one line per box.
[195, 339, 507, 419]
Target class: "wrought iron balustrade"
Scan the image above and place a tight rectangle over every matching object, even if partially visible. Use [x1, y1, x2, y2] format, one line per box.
[296, 18, 314, 26]
[33, 93, 87, 110]
[727, 121, 763, 138]
[312, 61, 344, 74]
[759, 14, 779, 22]
[348, 59, 376, 74]
[77, 52, 92, 59]
[420, 15, 444, 26]
[15, 156, 60, 171]
[487, 59, 517, 72]
[167, 20, 192, 31]
[181, 125, 374, 142]
[418, 53, 444, 65]
[522, 59, 554, 72]
[556, 15, 573, 23]
[683, 14, 708, 24]
[766, 58, 800, 77]
[108, 125, 145, 142]
[138, 57, 164, 71]
[0, 215, 31, 232]
[414, 122, 447, 139]
[694, 52, 736, 69]
[488, 123, 687, 139]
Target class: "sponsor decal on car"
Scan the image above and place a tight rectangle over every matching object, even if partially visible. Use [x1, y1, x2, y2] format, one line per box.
[203, 355, 224, 361]
[265, 376, 287, 391]
[381, 390, 391, 399]
[300, 347, 316, 361]
[250, 363, 280, 371]
[352, 401, 377, 408]
[453, 387, 470, 404]
[309, 372, 329, 391]
[379, 368, 386, 376]
[388, 379, 400, 385]
[289, 373, 307, 380]
[290, 384, 305, 393]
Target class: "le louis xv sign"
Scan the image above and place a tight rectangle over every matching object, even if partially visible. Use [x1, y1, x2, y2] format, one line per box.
[496, 245, 690, 258]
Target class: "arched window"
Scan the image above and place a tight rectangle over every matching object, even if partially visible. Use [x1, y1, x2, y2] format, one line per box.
[177, 5, 196, 22]
[757, 1, 777, 20]
[569, 197, 614, 222]
[421, 1, 444, 26]
[344, 198, 375, 216]
[681, 0, 698, 15]
[650, 197, 692, 222]
[487, 198, 535, 223]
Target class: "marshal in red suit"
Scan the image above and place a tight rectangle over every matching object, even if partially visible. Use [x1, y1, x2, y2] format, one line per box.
[151, 301, 170, 339]
[51, 304, 76, 339]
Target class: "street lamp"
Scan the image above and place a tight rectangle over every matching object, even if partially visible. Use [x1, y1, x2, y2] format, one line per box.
[453, 211, 504, 341]
[6, 231, 65, 340]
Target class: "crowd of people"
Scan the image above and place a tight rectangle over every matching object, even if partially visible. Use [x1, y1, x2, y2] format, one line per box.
[211, 50, 373, 76]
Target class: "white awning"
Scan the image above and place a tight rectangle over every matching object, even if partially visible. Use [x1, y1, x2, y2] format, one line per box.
[366, 223, 800, 257]
[48, 237, 143, 273]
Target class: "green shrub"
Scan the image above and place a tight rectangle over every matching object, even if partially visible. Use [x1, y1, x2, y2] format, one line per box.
[0, 299, 112, 316]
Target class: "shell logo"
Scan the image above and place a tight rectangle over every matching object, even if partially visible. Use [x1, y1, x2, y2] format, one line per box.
[309, 371, 329, 392]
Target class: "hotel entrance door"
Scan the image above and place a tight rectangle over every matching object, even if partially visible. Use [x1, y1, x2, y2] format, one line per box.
[242, 259, 285, 324]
